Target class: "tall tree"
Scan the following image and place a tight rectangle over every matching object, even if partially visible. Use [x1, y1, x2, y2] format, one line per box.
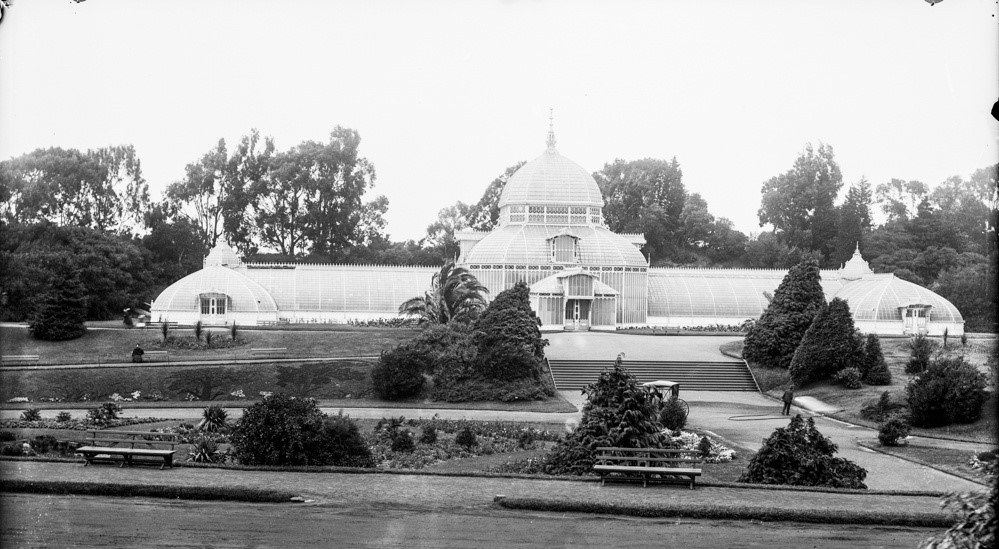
[758, 143, 842, 264]
[743, 259, 826, 370]
[466, 162, 526, 231]
[833, 178, 873, 264]
[422, 201, 471, 261]
[875, 178, 929, 224]
[788, 297, 864, 385]
[243, 127, 385, 258]
[166, 130, 274, 253]
[0, 146, 149, 234]
[595, 157, 686, 263]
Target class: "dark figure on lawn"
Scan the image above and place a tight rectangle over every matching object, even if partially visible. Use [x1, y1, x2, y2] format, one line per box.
[781, 386, 794, 415]
[131, 343, 144, 363]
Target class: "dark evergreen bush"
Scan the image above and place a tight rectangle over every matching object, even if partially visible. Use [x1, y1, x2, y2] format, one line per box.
[391, 429, 416, 453]
[878, 416, 911, 446]
[743, 260, 826, 369]
[658, 396, 688, 431]
[419, 425, 438, 444]
[0, 431, 17, 442]
[833, 367, 863, 389]
[371, 346, 427, 400]
[230, 395, 374, 467]
[738, 415, 867, 488]
[697, 436, 713, 457]
[28, 273, 88, 341]
[905, 334, 936, 375]
[472, 281, 549, 381]
[455, 426, 477, 449]
[544, 362, 664, 475]
[906, 357, 988, 427]
[55, 411, 72, 422]
[860, 333, 889, 383]
[789, 298, 864, 384]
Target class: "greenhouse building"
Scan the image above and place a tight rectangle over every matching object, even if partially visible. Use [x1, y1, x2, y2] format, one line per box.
[151, 129, 965, 336]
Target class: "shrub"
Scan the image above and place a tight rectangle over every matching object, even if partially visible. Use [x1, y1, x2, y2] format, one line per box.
[860, 391, 906, 422]
[276, 363, 337, 398]
[517, 429, 536, 449]
[544, 362, 664, 475]
[20, 408, 41, 421]
[55, 411, 72, 422]
[907, 357, 988, 427]
[371, 346, 427, 400]
[419, 425, 438, 444]
[905, 334, 936, 375]
[878, 416, 911, 446]
[865, 360, 893, 386]
[921, 461, 996, 548]
[697, 436, 713, 458]
[1, 445, 24, 456]
[860, 334, 890, 384]
[455, 426, 478, 449]
[789, 298, 863, 385]
[204, 331, 216, 347]
[167, 367, 240, 401]
[187, 436, 224, 463]
[30, 435, 58, 454]
[86, 402, 122, 425]
[161, 321, 169, 341]
[199, 405, 228, 433]
[960, 333, 967, 347]
[0, 431, 17, 442]
[833, 367, 863, 389]
[738, 415, 867, 488]
[391, 429, 416, 453]
[194, 320, 203, 342]
[658, 396, 688, 431]
[230, 395, 374, 467]
[230, 322, 238, 341]
[743, 260, 826, 369]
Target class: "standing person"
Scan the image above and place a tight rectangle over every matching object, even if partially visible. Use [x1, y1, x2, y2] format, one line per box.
[781, 386, 795, 415]
[131, 343, 144, 363]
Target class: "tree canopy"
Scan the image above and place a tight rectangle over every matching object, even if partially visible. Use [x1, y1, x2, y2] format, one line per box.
[743, 259, 826, 369]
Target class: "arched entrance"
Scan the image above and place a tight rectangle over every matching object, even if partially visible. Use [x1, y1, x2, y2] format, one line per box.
[902, 304, 932, 335]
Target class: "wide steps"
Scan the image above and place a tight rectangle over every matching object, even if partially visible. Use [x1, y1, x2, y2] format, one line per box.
[548, 360, 759, 392]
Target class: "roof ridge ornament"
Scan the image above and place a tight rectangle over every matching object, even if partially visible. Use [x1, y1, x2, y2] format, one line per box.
[546, 107, 557, 151]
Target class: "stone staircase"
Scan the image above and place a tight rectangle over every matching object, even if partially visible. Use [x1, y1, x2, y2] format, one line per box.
[547, 359, 760, 392]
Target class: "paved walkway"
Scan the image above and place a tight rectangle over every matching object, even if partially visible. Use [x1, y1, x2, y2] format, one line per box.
[0, 460, 956, 520]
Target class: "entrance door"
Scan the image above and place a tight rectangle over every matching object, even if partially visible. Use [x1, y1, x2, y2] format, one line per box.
[904, 307, 929, 334]
[564, 299, 591, 331]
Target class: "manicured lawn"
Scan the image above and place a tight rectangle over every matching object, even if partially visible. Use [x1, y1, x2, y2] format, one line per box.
[1, 324, 420, 365]
[857, 438, 993, 485]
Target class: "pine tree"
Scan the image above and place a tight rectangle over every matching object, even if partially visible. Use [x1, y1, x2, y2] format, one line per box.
[789, 298, 864, 384]
[862, 334, 892, 385]
[743, 259, 826, 369]
[28, 273, 88, 341]
[473, 281, 548, 381]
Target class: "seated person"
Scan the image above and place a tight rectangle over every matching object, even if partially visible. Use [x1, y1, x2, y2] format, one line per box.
[131, 344, 144, 363]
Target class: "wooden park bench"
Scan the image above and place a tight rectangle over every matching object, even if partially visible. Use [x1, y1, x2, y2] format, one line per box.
[131, 350, 169, 363]
[75, 430, 178, 469]
[250, 347, 287, 357]
[0, 355, 40, 366]
[593, 447, 703, 489]
[256, 319, 290, 326]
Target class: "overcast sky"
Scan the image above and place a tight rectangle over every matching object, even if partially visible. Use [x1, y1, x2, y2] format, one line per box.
[1, 0, 996, 242]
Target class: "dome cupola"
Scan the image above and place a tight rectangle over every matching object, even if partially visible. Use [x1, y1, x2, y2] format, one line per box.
[840, 243, 873, 281]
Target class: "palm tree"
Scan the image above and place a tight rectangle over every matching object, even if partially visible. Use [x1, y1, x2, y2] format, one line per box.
[399, 262, 488, 325]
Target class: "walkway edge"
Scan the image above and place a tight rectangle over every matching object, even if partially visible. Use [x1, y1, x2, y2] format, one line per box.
[493, 496, 955, 527]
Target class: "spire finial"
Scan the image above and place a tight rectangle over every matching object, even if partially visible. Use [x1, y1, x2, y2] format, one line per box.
[854, 241, 861, 255]
[546, 108, 556, 149]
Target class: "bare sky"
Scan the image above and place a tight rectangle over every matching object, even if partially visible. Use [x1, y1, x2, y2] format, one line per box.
[1, 0, 996, 243]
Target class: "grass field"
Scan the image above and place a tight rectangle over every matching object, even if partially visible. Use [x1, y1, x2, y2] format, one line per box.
[0, 324, 420, 365]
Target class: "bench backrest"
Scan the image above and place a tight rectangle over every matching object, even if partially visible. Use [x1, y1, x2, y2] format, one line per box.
[85, 430, 179, 449]
[595, 447, 703, 465]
